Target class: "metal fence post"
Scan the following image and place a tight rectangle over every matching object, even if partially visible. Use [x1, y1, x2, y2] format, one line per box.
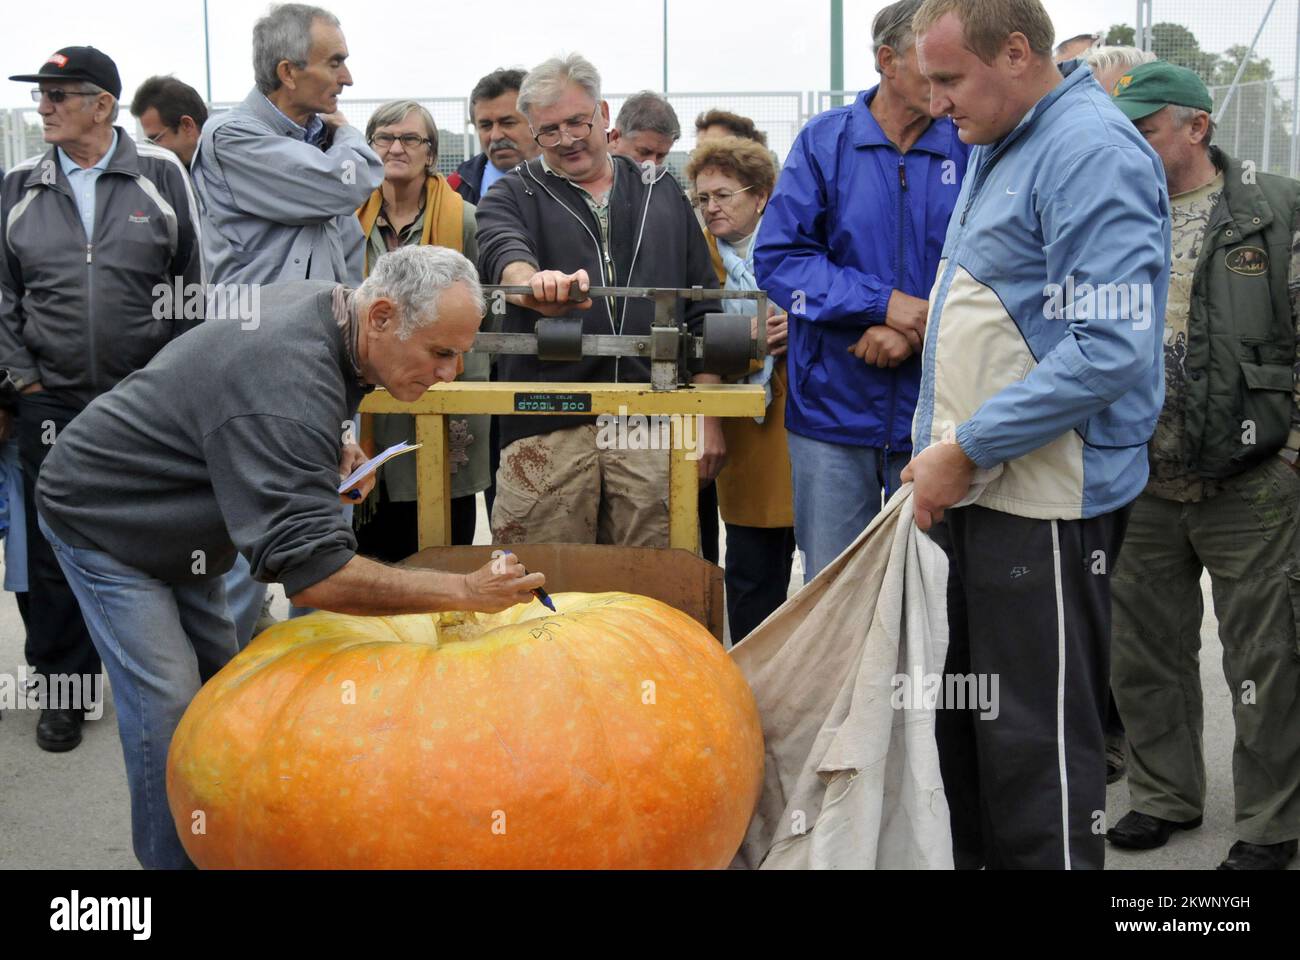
[1137, 0, 1153, 51]
[1234, 85, 1242, 158]
[1263, 78, 1273, 172]
[462, 97, 473, 161]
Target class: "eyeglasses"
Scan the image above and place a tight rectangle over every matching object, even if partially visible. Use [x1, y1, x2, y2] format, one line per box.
[692, 185, 754, 209]
[145, 129, 171, 144]
[32, 88, 98, 104]
[370, 133, 432, 151]
[532, 107, 600, 148]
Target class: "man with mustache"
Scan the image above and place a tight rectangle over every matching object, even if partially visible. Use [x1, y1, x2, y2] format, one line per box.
[189, 2, 383, 649]
[449, 68, 541, 204]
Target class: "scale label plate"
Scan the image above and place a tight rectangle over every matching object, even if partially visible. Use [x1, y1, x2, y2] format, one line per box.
[513, 392, 593, 413]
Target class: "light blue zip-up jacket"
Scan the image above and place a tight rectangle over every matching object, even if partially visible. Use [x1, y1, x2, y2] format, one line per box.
[191, 89, 384, 286]
[912, 63, 1171, 520]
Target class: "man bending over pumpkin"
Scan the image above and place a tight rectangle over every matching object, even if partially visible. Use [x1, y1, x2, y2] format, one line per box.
[34, 245, 544, 869]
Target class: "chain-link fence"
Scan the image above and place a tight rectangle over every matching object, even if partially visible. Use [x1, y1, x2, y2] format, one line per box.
[1, 107, 46, 172]
[9, 6, 1300, 182]
[1137, 0, 1300, 176]
[607, 91, 806, 179]
[1, 91, 811, 179]
[207, 96, 476, 177]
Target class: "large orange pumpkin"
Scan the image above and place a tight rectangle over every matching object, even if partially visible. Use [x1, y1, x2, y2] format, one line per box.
[167, 592, 764, 868]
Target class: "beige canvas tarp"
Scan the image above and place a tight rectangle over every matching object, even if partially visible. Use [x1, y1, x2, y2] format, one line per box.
[729, 485, 954, 869]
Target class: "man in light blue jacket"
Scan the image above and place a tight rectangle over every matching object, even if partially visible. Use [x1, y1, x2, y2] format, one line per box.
[191, 4, 382, 287]
[190, 3, 383, 646]
[906, 0, 1170, 869]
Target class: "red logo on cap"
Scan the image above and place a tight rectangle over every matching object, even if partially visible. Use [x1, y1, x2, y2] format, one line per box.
[47, 53, 69, 68]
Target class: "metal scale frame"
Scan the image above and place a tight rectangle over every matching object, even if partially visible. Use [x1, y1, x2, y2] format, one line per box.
[358, 285, 769, 638]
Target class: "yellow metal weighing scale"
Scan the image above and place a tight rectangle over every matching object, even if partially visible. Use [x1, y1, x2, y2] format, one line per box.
[358, 285, 768, 639]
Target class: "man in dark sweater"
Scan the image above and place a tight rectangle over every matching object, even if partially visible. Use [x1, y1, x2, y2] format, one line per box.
[477, 53, 721, 548]
[35, 246, 544, 869]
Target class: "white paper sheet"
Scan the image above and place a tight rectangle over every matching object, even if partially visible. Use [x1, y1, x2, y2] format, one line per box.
[338, 441, 422, 493]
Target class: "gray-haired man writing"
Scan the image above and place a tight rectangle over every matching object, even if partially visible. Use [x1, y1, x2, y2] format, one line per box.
[35, 246, 544, 869]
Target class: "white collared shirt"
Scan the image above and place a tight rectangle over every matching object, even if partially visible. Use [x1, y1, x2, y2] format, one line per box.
[57, 128, 118, 239]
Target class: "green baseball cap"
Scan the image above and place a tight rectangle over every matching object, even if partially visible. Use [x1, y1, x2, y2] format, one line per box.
[1111, 60, 1214, 121]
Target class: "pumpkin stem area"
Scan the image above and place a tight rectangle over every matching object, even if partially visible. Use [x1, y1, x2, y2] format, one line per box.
[431, 611, 491, 645]
[414, 607, 560, 647]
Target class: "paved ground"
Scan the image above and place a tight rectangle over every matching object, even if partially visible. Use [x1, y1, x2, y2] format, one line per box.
[0, 498, 1286, 869]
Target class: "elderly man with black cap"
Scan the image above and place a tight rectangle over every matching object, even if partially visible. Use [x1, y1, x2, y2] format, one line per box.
[1106, 61, 1300, 870]
[0, 46, 202, 753]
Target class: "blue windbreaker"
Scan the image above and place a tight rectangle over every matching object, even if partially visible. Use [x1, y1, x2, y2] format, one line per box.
[754, 87, 969, 450]
[912, 64, 1171, 520]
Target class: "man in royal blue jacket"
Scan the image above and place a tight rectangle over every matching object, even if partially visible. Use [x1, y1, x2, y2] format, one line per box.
[754, 0, 969, 579]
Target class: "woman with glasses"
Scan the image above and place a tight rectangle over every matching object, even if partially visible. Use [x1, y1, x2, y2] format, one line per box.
[354, 100, 491, 557]
[685, 136, 795, 643]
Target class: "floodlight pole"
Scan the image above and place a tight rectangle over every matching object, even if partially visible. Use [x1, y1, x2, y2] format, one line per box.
[663, 0, 669, 92]
[203, 0, 213, 103]
[831, 0, 844, 107]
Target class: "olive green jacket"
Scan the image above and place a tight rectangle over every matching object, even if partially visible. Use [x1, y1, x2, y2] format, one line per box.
[1181, 147, 1300, 479]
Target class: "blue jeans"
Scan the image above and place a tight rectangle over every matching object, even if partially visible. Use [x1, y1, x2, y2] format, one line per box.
[787, 432, 908, 580]
[1, 439, 28, 593]
[40, 514, 238, 870]
[223, 553, 266, 649]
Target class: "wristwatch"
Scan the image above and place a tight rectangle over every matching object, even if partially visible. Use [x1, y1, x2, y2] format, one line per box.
[1279, 448, 1299, 466]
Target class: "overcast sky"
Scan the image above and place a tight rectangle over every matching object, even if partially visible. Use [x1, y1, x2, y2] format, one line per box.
[1, 0, 1293, 110]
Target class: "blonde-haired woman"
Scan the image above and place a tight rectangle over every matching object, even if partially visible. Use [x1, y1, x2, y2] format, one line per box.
[686, 136, 794, 642]
[355, 100, 490, 558]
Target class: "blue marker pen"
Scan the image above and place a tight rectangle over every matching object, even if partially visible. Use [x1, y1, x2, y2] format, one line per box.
[533, 586, 557, 612]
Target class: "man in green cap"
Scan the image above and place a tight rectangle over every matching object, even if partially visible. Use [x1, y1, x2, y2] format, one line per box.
[1107, 60, 1300, 870]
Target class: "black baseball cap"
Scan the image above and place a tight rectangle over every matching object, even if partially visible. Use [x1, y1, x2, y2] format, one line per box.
[9, 46, 121, 100]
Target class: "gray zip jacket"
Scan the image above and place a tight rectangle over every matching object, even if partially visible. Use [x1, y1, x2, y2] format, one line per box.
[191, 88, 384, 285]
[0, 130, 204, 401]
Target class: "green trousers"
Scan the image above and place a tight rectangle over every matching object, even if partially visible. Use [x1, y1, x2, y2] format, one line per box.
[1111, 456, 1300, 844]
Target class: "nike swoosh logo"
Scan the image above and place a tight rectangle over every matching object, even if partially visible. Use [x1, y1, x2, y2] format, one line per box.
[1006, 187, 1019, 196]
